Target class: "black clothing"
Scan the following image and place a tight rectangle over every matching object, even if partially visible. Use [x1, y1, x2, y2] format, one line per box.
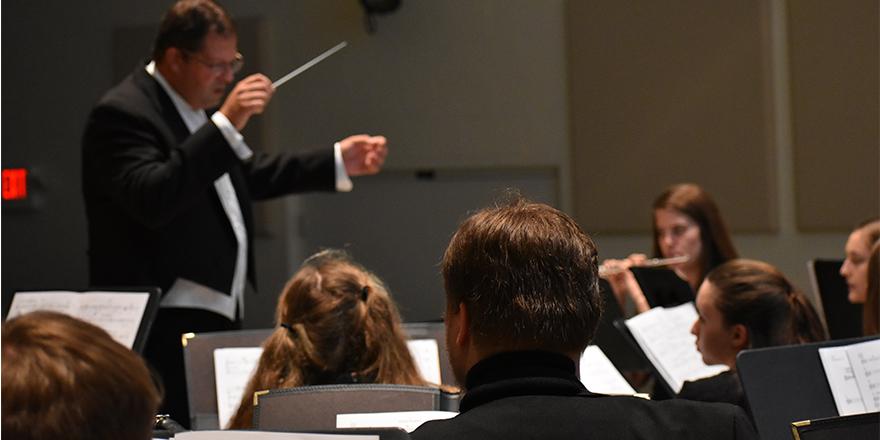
[411, 350, 757, 440]
[678, 370, 748, 411]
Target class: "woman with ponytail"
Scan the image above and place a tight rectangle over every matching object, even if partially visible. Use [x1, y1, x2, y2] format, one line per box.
[228, 249, 427, 429]
[678, 259, 826, 410]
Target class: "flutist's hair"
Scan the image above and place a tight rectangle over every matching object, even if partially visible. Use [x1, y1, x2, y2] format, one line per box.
[652, 183, 738, 281]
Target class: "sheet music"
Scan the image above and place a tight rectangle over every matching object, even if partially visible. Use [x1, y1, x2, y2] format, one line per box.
[625, 302, 728, 393]
[175, 431, 377, 440]
[336, 410, 458, 432]
[846, 339, 880, 412]
[579, 345, 637, 395]
[214, 347, 263, 429]
[7, 291, 150, 349]
[406, 339, 442, 384]
[819, 346, 866, 415]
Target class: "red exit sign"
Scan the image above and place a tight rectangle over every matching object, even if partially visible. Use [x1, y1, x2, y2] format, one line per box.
[2, 168, 28, 200]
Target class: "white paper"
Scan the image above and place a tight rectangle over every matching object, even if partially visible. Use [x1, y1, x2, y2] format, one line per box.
[175, 431, 377, 440]
[846, 339, 880, 412]
[625, 302, 728, 393]
[819, 346, 866, 415]
[214, 347, 264, 429]
[7, 290, 150, 348]
[406, 339, 442, 384]
[336, 410, 458, 432]
[579, 345, 637, 395]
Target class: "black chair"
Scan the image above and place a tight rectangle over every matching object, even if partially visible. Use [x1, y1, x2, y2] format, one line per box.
[181, 328, 273, 429]
[807, 259, 862, 339]
[254, 384, 459, 431]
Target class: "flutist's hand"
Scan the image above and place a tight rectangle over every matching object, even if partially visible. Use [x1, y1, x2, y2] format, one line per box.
[600, 254, 650, 313]
[220, 74, 275, 131]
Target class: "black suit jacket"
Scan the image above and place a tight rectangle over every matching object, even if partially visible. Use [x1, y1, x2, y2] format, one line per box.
[411, 351, 757, 440]
[82, 64, 335, 298]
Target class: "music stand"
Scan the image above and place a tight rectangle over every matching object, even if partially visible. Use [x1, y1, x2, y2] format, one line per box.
[807, 259, 862, 339]
[737, 336, 880, 440]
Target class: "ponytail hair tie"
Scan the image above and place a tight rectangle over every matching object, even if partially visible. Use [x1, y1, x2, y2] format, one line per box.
[280, 323, 295, 333]
[361, 286, 370, 301]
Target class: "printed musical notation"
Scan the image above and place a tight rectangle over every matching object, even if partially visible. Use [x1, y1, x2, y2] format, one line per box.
[6, 291, 150, 348]
[819, 339, 880, 415]
[214, 347, 264, 429]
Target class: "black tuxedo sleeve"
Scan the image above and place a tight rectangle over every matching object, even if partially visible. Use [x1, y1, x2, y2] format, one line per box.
[243, 147, 336, 201]
[83, 103, 240, 229]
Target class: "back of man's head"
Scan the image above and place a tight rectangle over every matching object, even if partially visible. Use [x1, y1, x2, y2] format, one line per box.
[442, 197, 603, 354]
[2, 311, 161, 440]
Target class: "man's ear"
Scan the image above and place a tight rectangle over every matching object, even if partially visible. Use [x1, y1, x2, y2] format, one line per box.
[163, 47, 185, 73]
[731, 323, 749, 351]
[454, 302, 470, 347]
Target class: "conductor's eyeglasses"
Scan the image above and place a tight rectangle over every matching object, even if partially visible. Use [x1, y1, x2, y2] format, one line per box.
[184, 51, 244, 75]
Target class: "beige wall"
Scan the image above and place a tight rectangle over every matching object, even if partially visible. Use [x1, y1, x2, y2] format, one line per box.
[2, 1, 875, 322]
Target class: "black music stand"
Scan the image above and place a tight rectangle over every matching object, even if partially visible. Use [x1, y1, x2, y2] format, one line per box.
[737, 336, 880, 440]
[807, 259, 862, 339]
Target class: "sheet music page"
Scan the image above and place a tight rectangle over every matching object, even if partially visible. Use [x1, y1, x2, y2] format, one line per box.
[625, 302, 728, 393]
[214, 347, 263, 429]
[77, 292, 150, 348]
[579, 345, 637, 395]
[175, 431, 377, 440]
[336, 410, 458, 432]
[7, 291, 80, 319]
[406, 339, 442, 384]
[818, 346, 866, 415]
[845, 339, 880, 412]
[7, 291, 150, 349]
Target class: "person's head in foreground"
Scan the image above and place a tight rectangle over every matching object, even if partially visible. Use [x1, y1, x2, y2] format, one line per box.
[410, 196, 757, 440]
[228, 249, 426, 428]
[692, 259, 827, 370]
[2, 311, 161, 440]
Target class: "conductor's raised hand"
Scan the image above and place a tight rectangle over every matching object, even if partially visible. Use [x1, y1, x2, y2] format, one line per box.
[339, 134, 388, 176]
[219, 74, 275, 131]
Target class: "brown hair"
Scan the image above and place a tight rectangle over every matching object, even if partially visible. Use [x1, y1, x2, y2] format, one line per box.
[442, 197, 603, 354]
[706, 259, 827, 348]
[652, 183, 739, 281]
[152, 0, 236, 61]
[228, 250, 426, 429]
[854, 218, 880, 249]
[2, 311, 161, 440]
[864, 241, 880, 335]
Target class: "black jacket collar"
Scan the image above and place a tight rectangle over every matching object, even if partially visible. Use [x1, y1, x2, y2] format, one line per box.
[460, 350, 594, 413]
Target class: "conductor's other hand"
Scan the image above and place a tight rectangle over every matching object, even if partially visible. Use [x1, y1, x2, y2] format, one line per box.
[220, 74, 275, 131]
[340, 134, 388, 176]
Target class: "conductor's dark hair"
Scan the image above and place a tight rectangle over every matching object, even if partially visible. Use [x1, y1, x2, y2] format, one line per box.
[442, 197, 603, 353]
[652, 183, 739, 281]
[152, 0, 236, 61]
[706, 259, 827, 348]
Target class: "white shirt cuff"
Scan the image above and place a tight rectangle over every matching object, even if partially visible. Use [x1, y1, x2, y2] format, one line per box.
[211, 112, 253, 161]
[334, 142, 353, 192]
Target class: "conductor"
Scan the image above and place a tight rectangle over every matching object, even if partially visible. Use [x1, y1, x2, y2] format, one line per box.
[81, 0, 387, 424]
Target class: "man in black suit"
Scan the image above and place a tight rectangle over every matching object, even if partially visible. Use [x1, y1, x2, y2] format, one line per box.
[81, 0, 386, 425]
[411, 198, 757, 440]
